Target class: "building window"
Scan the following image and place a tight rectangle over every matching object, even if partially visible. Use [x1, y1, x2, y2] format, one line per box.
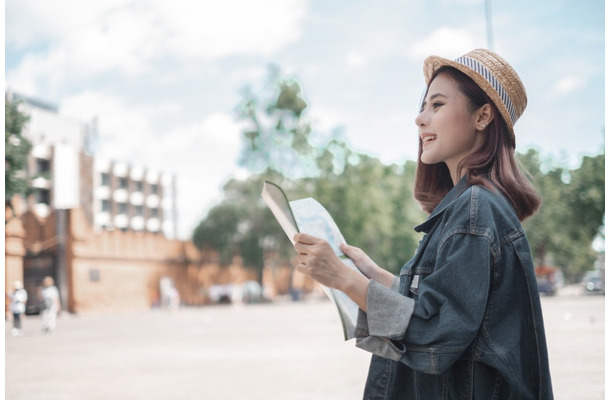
[35, 188, 51, 205]
[134, 181, 143, 192]
[101, 173, 111, 187]
[150, 183, 158, 195]
[135, 205, 144, 216]
[36, 158, 51, 174]
[118, 202, 128, 215]
[89, 269, 100, 282]
[150, 208, 159, 218]
[118, 177, 128, 189]
[101, 199, 111, 212]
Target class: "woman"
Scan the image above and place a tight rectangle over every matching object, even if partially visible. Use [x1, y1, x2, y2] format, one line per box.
[41, 276, 61, 334]
[293, 49, 553, 399]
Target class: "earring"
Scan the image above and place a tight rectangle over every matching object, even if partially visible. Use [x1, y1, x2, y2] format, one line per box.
[480, 123, 486, 129]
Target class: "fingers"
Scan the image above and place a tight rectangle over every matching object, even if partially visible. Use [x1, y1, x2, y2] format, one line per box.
[293, 233, 320, 245]
[294, 233, 328, 256]
[340, 241, 353, 253]
[341, 242, 362, 259]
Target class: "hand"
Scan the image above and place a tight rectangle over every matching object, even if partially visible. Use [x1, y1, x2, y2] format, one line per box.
[340, 242, 396, 288]
[294, 233, 370, 311]
[293, 233, 348, 290]
[340, 242, 380, 279]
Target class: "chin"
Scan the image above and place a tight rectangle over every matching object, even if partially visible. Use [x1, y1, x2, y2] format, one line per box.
[420, 155, 439, 165]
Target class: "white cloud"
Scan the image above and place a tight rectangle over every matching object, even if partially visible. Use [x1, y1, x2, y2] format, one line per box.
[409, 27, 477, 60]
[152, 0, 307, 59]
[308, 107, 348, 133]
[552, 76, 584, 97]
[61, 91, 156, 162]
[345, 52, 367, 68]
[6, 0, 126, 47]
[154, 114, 245, 238]
[441, 0, 482, 5]
[6, 0, 308, 95]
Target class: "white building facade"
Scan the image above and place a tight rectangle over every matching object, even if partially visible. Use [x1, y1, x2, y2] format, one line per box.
[93, 159, 177, 237]
[11, 91, 178, 239]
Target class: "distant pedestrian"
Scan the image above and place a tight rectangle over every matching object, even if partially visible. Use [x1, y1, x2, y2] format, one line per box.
[41, 276, 61, 334]
[168, 286, 180, 311]
[8, 280, 28, 336]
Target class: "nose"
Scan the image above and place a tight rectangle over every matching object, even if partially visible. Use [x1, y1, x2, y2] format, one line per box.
[415, 108, 426, 128]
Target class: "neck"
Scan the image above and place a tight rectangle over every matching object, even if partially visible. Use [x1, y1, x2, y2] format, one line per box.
[448, 163, 464, 185]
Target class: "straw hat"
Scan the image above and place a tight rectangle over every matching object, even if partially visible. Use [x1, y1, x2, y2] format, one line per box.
[423, 48, 527, 147]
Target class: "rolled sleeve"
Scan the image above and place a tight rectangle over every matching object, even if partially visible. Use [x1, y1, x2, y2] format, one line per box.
[367, 280, 415, 338]
[355, 279, 415, 360]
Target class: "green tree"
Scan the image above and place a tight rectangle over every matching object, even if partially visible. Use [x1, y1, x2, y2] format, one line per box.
[521, 150, 605, 282]
[5, 97, 31, 221]
[192, 171, 293, 280]
[236, 65, 314, 178]
[558, 153, 605, 280]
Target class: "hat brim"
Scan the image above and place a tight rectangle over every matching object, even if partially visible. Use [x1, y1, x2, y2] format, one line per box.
[423, 55, 516, 147]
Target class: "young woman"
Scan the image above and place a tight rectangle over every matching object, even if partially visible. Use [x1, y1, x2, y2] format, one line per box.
[293, 49, 553, 399]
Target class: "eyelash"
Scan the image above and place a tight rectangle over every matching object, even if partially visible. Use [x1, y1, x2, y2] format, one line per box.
[420, 102, 443, 113]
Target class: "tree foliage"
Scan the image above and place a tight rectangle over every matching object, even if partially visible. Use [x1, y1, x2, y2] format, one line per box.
[192, 170, 293, 270]
[236, 66, 315, 178]
[5, 97, 31, 217]
[521, 151, 605, 281]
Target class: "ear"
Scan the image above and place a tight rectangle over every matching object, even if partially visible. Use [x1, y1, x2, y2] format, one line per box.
[475, 104, 494, 131]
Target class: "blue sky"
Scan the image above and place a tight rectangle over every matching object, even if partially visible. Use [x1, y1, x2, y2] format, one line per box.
[6, 0, 605, 239]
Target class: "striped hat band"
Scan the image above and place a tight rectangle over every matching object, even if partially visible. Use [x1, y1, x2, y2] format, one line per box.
[454, 55, 518, 125]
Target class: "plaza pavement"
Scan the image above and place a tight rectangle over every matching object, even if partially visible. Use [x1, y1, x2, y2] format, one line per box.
[5, 285, 605, 399]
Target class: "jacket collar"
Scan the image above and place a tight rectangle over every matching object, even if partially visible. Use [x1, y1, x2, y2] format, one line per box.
[415, 176, 471, 233]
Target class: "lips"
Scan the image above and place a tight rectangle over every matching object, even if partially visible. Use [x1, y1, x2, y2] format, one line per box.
[421, 134, 437, 145]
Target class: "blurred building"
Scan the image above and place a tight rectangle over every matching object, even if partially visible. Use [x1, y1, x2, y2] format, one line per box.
[5, 91, 296, 314]
[4, 91, 185, 313]
[93, 160, 177, 237]
[11, 91, 95, 220]
[10, 91, 178, 238]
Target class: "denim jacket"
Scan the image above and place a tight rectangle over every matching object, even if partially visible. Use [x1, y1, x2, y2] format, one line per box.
[355, 177, 553, 399]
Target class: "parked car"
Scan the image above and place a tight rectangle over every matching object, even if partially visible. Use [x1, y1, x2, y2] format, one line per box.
[582, 270, 605, 295]
[535, 265, 558, 296]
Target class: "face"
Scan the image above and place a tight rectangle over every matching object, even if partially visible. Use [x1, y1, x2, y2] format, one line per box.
[415, 73, 486, 181]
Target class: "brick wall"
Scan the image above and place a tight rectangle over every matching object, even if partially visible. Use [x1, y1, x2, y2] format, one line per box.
[5, 203, 26, 315]
[8, 202, 310, 315]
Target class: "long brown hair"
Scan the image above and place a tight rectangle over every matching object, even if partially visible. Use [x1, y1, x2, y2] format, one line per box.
[414, 67, 541, 221]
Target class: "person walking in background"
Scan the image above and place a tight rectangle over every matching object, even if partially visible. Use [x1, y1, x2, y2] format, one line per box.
[294, 49, 553, 398]
[41, 276, 61, 334]
[8, 280, 28, 336]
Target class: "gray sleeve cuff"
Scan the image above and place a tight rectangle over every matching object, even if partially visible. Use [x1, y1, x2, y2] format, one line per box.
[354, 280, 414, 360]
[367, 279, 415, 338]
[355, 280, 415, 339]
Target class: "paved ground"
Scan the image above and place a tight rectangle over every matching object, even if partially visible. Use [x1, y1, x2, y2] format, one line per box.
[5, 285, 605, 399]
